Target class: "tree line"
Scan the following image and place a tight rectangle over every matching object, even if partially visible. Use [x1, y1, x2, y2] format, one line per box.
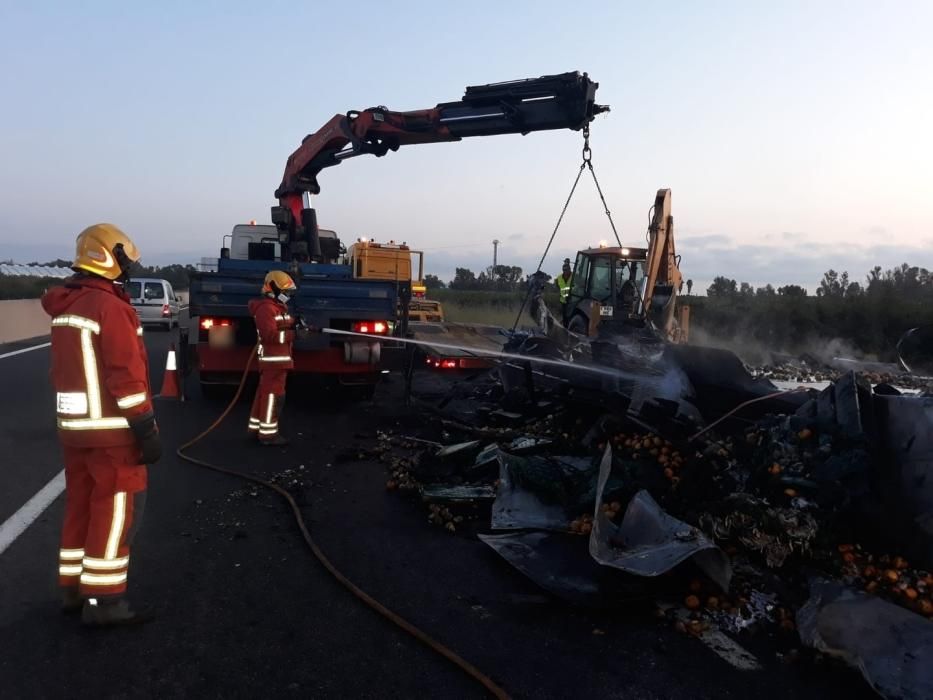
[425, 265, 545, 292]
[690, 263, 933, 360]
[704, 263, 931, 300]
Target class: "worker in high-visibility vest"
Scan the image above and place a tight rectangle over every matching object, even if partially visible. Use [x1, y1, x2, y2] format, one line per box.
[247, 270, 297, 445]
[42, 223, 161, 627]
[556, 258, 573, 324]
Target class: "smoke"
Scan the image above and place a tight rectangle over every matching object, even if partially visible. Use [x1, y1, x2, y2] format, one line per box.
[689, 325, 879, 367]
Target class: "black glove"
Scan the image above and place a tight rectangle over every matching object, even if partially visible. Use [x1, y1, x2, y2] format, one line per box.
[129, 412, 162, 465]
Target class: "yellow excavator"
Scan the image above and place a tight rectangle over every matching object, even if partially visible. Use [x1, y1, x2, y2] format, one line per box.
[561, 188, 689, 343]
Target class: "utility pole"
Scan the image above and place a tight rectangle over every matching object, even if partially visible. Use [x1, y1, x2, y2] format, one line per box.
[492, 239, 500, 273]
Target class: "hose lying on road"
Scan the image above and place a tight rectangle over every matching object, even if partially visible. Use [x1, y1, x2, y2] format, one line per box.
[176, 345, 510, 700]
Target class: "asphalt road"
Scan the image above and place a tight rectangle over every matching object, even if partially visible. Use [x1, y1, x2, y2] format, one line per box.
[0, 320, 875, 699]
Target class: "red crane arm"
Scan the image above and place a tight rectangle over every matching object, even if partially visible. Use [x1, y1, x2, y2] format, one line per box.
[273, 72, 608, 230]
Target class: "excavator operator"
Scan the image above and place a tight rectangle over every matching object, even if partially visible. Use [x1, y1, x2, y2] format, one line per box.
[247, 271, 297, 446]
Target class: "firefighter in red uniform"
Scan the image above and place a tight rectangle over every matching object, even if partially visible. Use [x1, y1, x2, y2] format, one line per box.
[42, 223, 161, 627]
[247, 270, 297, 445]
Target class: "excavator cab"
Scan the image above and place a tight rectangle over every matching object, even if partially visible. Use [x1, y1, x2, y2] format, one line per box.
[564, 246, 649, 336]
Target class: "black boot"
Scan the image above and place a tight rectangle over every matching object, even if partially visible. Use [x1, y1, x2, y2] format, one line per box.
[61, 587, 83, 614]
[260, 394, 289, 446]
[260, 434, 290, 446]
[81, 597, 154, 627]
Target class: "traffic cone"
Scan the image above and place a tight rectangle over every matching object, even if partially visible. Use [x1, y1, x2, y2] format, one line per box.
[156, 343, 181, 400]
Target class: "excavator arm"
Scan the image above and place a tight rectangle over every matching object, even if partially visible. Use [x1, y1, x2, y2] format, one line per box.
[272, 71, 607, 260]
[643, 189, 687, 341]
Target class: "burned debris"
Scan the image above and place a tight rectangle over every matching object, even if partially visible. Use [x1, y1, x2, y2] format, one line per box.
[367, 323, 933, 697]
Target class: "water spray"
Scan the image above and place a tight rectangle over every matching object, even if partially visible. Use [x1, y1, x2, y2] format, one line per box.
[322, 328, 667, 385]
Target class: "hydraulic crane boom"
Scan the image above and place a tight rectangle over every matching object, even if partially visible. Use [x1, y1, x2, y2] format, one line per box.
[271, 71, 608, 262]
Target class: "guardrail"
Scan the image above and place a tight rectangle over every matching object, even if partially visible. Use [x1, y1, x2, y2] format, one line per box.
[0, 300, 50, 344]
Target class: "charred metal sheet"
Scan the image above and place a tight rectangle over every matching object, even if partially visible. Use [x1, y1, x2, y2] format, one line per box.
[478, 531, 648, 605]
[491, 452, 594, 531]
[897, 325, 933, 376]
[589, 447, 732, 591]
[422, 484, 497, 503]
[797, 580, 933, 700]
[435, 440, 482, 460]
[874, 394, 933, 569]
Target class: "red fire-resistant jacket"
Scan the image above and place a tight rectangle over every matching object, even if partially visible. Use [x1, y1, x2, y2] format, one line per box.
[42, 276, 152, 447]
[248, 296, 295, 370]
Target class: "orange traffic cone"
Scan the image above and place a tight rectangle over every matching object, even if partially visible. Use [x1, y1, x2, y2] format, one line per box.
[156, 343, 181, 400]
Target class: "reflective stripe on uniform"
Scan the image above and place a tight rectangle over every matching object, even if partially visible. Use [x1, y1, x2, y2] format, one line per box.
[53, 313, 138, 433]
[116, 392, 147, 409]
[57, 392, 89, 415]
[259, 355, 292, 362]
[80, 328, 102, 419]
[59, 564, 83, 576]
[105, 492, 127, 560]
[278, 331, 285, 344]
[52, 315, 101, 334]
[265, 395, 275, 425]
[59, 548, 86, 560]
[136, 327, 144, 337]
[259, 428, 278, 436]
[83, 555, 129, 570]
[259, 422, 278, 429]
[80, 571, 127, 586]
[58, 417, 130, 430]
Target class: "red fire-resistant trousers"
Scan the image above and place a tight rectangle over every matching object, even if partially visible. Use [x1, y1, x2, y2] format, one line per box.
[58, 445, 147, 598]
[247, 367, 289, 441]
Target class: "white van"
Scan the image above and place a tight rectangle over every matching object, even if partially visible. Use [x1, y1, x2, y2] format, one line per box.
[126, 278, 180, 329]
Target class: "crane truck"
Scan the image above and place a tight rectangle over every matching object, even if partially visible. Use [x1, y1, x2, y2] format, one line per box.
[186, 71, 607, 396]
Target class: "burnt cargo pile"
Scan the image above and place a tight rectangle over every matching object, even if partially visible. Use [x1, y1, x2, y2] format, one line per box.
[366, 350, 933, 699]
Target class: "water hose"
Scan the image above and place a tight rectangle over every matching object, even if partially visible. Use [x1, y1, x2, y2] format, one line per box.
[175, 345, 510, 699]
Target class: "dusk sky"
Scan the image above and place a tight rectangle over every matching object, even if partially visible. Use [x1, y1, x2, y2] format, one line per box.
[1, 1, 930, 291]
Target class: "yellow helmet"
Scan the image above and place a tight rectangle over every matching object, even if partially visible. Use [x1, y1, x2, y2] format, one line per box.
[73, 223, 141, 281]
[262, 270, 297, 297]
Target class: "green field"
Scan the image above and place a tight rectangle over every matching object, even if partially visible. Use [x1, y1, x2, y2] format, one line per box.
[430, 289, 559, 327]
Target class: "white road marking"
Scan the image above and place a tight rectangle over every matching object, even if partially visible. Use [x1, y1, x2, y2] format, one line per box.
[0, 342, 51, 360]
[0, 470, 65, 556]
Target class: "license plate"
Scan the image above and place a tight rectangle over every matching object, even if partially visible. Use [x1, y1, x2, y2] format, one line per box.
[599, 305, 614, 317]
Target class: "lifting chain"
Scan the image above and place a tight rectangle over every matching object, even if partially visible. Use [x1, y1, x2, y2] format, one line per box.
[581, 125, 623, 249]
[510, 126, 623, 331]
